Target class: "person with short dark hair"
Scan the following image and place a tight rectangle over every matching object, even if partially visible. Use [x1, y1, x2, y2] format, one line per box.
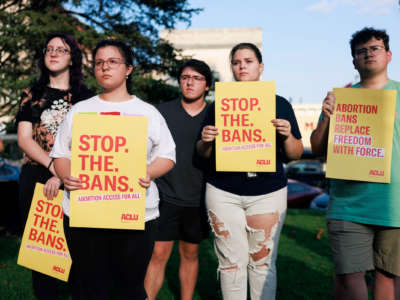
[311, 27, 400, 300]
[16, 32, 93, 300]
[50, 39, 175, 300]
[144, 59, 212, 300]
[197, 43, 303, 300]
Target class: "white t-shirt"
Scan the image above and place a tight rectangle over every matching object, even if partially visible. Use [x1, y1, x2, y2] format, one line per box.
[50, 95, 176, 221]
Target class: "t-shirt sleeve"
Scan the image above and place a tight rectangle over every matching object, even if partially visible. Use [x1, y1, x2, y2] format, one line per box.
[50, 108, 74, 159]
[150, 110, 176, 163]
[15, 89, 33, 124]
[277, 96, 302, 139]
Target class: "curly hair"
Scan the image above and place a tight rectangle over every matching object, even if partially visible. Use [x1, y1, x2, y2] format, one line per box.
[350, 27, 389, 57]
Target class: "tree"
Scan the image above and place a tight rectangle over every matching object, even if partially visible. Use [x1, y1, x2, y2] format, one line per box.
[63, 0, 200, 76]
[0, 0, 200, 125]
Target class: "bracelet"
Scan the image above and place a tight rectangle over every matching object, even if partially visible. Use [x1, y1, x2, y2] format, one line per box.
[48, 158, 54, 170]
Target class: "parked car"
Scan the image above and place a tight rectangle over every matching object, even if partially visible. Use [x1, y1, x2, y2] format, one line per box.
[287, 179, 324, 208]
[310, 193, 329, 210]
[286, 159, 326, 188]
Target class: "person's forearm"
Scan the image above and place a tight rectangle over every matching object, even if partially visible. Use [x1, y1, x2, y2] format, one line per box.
[18, 136, 53, 169]
[310, 117, 330, 157]
[283, 135, 303, 160]
[196, 140, 213, 158]
[18, 121, 56, 175]
[53, 157, 71, 181]
[147, 157, 174, 180]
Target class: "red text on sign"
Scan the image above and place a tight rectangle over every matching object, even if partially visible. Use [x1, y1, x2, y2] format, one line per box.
[369, 170, 384, 176]
[336, 114, 357, 123]
[355, 146, 384, 158]
[28, 228, 65, 250]
[78, 154, 114, 171]
[221, 97, 259, 111]
[53, 265, 65, 274]
[79, 174, 129, 192]
[121, 213, 139, 222]
[334, 124, 370, 135]
[220, 113, 250, 126]
[78, 135, 126, 152]
[36, 200, 63, 219]
[256, 160, 270, 165]
[222, 129, 262, 142]
[32, 214, 58, 232]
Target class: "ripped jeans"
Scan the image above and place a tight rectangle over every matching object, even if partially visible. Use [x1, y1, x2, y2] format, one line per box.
[206, 183, 287, 300]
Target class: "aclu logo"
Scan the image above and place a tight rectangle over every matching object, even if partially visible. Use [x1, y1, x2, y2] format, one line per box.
[369, 170, 384, 176]
[121, 213, 139, 222]
[53, 265, 65, 274]
[256, 159, 270, 165]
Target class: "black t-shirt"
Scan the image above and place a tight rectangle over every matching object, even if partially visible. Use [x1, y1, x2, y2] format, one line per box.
[200, 95, 301, 196]
[156, 99, 208, 207]
[16, 85, 93, 164]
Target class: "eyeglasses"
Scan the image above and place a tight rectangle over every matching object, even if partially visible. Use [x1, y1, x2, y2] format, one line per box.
[180, 75, 206, 82]
[355, 45, 385, 57]
[94, 58, 126, 69]
[43, 47, 70, 56]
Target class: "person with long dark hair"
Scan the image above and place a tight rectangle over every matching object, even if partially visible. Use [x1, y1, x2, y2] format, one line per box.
[197, 43, 303, 299]
[16, 32, 93, 300]
[50, 39, 175, 300]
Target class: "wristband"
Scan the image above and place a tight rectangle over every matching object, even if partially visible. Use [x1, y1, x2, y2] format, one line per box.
[48, 158, 54, 170]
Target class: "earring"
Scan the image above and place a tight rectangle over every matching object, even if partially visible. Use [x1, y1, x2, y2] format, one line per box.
[125, 75, 129, 79]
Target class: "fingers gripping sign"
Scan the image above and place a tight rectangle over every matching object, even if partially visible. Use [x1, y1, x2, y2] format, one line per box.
[322, 91, 336, 118]
[271, 119, 291, 138]
[202, 125, 218, 143]
[43, 176, 62, 200]
[138, 173, 151, 189]
[63, 175, 83, 192]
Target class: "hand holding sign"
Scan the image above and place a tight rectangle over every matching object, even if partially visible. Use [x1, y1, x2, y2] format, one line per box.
[63, 175, 82, 191]
[138, 172, 151, 188]
[201, 125, 218, 143]
[43, 176, 62, 200]
[271, 119, 291, 138]
[322, 92, 335, 118]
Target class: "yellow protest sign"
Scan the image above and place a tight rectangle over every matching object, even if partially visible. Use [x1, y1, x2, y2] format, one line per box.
[326, 88, 396, 183]
[17, 183, 71, 282]
[215, 81, 276, 172]
[70, 114, 148, 229]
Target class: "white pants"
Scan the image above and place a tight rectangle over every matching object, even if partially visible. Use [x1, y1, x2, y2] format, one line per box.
[206, 183, 287, 300]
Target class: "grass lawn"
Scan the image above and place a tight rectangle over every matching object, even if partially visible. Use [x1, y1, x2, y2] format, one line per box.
[0, 209, 334, 299]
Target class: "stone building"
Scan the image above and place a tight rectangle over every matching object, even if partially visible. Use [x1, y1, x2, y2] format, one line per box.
[161, 27, 262, 82]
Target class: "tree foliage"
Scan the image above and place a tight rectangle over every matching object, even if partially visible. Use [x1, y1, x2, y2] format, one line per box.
[0, 0, 200, 124]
